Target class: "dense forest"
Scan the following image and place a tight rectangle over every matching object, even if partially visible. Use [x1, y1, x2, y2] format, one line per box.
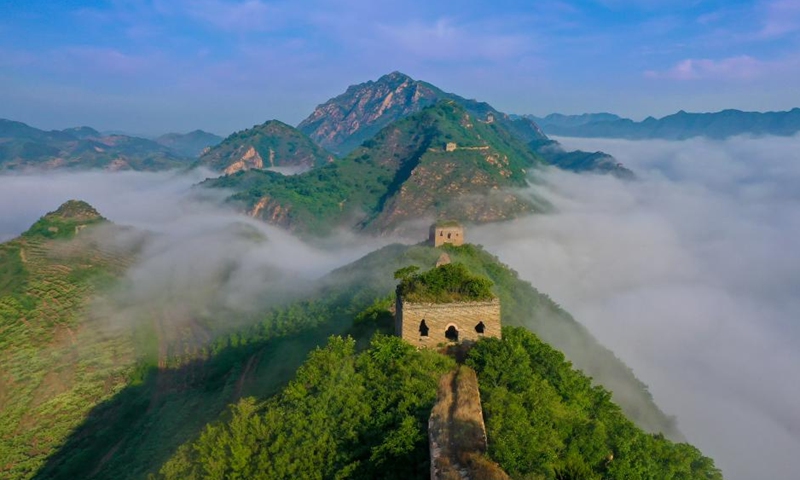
[155, 327, 721, 479]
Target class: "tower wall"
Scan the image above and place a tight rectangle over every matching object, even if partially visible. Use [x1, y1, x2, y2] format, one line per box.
[429, 225, 465, 247]
[396, 298, 501, 348]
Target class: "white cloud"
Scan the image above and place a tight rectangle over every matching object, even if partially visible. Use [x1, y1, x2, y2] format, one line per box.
[0, 169, 394, 336]
[473, 134, 800, 480]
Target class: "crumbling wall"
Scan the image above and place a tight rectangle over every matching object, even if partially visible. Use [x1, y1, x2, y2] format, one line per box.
[429, 366, 509, 480]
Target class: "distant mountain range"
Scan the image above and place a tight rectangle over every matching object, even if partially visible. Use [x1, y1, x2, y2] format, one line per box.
[0, 119, 222, 171]
[155, 130, 223, 157]
[527, 108, 800, 139]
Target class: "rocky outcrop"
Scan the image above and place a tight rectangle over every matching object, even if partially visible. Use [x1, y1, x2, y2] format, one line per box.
[298, 72, 549, 156]
[298, 72, 445, 155]
[223, 146, 264, 175]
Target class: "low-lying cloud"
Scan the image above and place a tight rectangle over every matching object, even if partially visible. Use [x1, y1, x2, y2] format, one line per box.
[473, 134, 800, 480]
[0, 168, 394, 341]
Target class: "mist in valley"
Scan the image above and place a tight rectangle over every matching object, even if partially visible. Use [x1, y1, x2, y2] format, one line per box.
[472, 134, 800, 480]
[0, 168, 396, 342]
[1, 134, 798, 480]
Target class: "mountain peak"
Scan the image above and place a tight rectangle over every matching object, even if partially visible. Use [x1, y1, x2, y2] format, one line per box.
[48, 200, 103, 221]
[22, 200, 106, 239]
[377, 70, 413, 83]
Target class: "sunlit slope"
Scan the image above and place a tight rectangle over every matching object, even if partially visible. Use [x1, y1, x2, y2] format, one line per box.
[0, 202, 136, 479]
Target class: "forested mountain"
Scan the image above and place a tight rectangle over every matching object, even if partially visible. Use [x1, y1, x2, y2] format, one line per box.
[155, 130, 223, 157]
[156, 244, 719, 480]
[205, 101, 548, 235]
[297, 72, 630, 176]
[0, 119, 191, 171]
[197, 120, 333, 174]
[537, 108, 800, 139]
[0, 201, 720, 479]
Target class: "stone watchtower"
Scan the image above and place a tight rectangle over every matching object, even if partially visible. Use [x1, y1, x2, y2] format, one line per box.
[395, 240, 501, 348]
[396, 297, 501, 348]
[430, 221, 464, 247]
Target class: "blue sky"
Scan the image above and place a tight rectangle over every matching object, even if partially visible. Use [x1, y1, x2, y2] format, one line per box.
[1, 0, 798, 135]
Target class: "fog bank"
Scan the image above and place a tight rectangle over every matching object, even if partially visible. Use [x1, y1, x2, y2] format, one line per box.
[0, 169, 394, 340]
[474, 134, 800, 480]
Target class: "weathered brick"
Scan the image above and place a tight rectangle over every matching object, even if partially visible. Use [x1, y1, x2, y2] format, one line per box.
[395, 297, 501, 348]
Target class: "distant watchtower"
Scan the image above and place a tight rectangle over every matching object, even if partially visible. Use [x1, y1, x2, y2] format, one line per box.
[430, 221, 464, 247]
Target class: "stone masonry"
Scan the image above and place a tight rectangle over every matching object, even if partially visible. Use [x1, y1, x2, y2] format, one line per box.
[429, 224, 464, 247]
[396, 298, 501, 348]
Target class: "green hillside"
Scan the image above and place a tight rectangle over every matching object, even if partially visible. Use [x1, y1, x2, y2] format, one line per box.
[151, 241, 718, 479]
[198, 120, 332, 174]
[205, 101, 547, 235]
[0, 203, 135, 479]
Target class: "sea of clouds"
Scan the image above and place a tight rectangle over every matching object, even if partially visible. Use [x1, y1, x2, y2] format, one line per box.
[472, 134, 800, 480]
[1, 134, 798, 479]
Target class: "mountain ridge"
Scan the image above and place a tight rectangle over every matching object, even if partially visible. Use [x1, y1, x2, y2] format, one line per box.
[155, 130, 223, 157]
[0, 119, 191, 171]
[296, 71, 631, 176]
[206, 101, 548, 235]
[536, 107, 800, 139]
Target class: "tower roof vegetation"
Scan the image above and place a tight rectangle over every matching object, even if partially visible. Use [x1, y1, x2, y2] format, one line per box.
[396, 262, 494, 303]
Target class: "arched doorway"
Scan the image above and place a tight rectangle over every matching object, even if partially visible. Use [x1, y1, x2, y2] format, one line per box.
[445, 325, 459, 342]
[419, 319, 429, 337]
[475, 321, 486, 334]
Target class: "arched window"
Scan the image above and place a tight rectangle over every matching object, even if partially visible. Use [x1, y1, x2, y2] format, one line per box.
[475, 321, 486, 334]
[445, 325, 459, 342]
[419, 319, 429, 337]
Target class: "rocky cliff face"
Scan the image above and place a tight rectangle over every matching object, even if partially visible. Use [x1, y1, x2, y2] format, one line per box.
[298, 71, 444, 155]
[199, 120, 332, 174]
[298, 72, 550, 157]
